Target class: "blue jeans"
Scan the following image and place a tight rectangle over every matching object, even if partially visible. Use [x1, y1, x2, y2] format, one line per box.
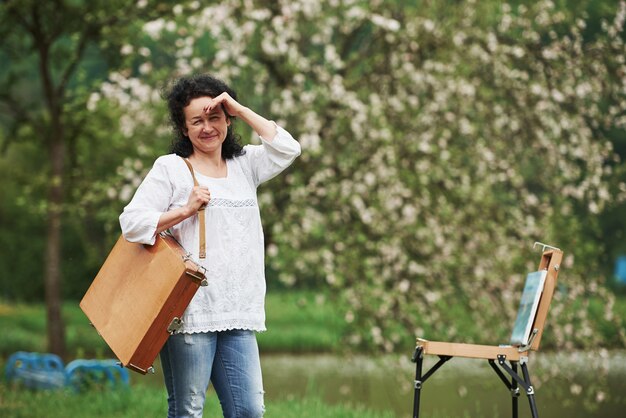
[160, 330, 265, 418]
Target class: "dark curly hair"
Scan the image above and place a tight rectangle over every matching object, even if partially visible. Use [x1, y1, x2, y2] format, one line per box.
[165, 74, 245, 158]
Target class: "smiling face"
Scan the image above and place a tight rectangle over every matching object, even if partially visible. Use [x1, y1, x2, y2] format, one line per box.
[183, 96, 231, 156]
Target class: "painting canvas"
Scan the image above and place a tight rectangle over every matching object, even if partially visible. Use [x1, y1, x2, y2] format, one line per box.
[510, 270, 548, 346]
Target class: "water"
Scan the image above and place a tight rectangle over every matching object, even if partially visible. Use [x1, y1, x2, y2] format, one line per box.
[135, 351, 626, 417]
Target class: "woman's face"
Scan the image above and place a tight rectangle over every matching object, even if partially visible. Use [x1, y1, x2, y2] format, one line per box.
[182, 96, 230, 156]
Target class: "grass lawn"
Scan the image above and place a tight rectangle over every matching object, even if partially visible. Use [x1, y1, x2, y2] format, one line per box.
[0, 384, 397, 418]
[0, 292, 381, 417]
[1, 292, 625, 418]
[0, 290, 346, 358]
[258, 290, 346, 353]
[2, 290, 626, 358]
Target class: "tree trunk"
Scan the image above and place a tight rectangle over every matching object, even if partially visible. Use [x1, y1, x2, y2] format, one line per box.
[32, 3, 68, 358]
[44, 123, 66, 358]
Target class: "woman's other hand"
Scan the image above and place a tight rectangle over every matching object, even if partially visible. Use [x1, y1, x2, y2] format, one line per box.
[186, 185, 211, 213]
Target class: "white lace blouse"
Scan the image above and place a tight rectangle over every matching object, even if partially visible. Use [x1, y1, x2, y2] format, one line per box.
[119, 125, 301, 333]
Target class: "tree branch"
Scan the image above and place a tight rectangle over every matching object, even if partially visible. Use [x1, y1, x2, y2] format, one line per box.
[57, 23, 97, 99]
[0, 88, 44, 132]
[29, 2, 58, 124]
[2, 0, 35, 33]
[0, 98, 36, 155]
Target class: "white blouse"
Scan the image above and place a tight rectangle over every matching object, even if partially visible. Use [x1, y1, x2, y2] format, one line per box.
[119, 125, 301, 333]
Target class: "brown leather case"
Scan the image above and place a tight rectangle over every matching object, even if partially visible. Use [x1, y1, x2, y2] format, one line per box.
[79, 233, 206, 374]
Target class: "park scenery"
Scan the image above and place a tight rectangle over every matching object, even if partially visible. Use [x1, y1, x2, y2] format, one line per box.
[1, 1, 626, 417]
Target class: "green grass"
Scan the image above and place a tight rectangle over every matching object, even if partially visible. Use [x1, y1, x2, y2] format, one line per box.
[0, 384, 397, 418]
[0, 290, 345, 358]
[1, 290, 624, 359]
[259, 291, 345, 352]
[0, 293, 375, 416]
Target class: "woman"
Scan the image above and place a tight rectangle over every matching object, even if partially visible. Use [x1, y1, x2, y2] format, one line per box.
[119, 74, 301, 418]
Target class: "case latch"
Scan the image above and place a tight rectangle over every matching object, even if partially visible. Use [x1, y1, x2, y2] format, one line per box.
[167, 317, 183, 334]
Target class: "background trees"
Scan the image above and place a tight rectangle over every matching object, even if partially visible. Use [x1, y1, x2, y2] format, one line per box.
[1, 0, 624, 354]
[0, 0, 195, 357]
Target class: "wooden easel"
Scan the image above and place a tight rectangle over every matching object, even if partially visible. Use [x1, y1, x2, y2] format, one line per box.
[411, 243, 563, 418]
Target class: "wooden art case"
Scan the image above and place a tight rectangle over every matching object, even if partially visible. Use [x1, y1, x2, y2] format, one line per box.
[80, 233, 206, 374]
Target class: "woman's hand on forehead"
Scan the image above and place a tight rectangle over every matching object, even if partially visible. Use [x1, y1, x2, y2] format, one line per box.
[203, 92, 245, 118]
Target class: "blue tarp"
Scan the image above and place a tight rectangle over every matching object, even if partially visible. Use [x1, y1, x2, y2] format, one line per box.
[5, 351, 129, 391]
[615, 256, 626, 284]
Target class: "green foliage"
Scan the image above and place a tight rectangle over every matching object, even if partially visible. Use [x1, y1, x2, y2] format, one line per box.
[0, 0, 198, 304]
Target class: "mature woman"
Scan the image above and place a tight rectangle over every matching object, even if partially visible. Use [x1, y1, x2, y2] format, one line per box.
[119, 74, 301, 418]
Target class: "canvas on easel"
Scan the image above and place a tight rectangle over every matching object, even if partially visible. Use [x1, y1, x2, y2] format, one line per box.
[509, 270, 547, 346]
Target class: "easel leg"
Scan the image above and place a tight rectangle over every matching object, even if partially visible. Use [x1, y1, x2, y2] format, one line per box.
[511, 362, 519, 418]
[412, 346, 424, 418]
[496, 355, 539, 418]
[488, 358, 520, 418]
[521, 362, 539, 418]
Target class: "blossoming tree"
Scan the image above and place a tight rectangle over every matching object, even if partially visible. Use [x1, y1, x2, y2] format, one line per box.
[95, 0, 626, 352]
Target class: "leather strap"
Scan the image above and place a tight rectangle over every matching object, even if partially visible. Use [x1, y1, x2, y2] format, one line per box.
[182, 158, 206, 259]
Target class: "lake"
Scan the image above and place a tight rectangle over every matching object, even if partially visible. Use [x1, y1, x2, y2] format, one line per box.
[136, 350, 626, 417]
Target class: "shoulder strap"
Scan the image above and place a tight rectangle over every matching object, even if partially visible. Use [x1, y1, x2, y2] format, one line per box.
[181, 158, 206, 259]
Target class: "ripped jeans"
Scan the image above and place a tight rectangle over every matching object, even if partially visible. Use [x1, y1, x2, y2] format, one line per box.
[160, 329, 265, 418]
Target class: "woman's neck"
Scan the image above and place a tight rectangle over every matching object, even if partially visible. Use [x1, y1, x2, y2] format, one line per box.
[188, 149, 227, 178]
